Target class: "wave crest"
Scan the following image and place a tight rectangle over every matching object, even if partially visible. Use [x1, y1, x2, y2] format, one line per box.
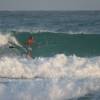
[0, 33, 21, 47]
[0, 54, 100, 79]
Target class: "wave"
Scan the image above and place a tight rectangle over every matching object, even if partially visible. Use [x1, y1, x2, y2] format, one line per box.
[0, 28, 97, 35]
[10, 28, 56, 33]
[1, 32, 100, 79]
[1, 31, 100, 57]
[0, 54, 100, 99]
[15, 32, 100, 57]
[0, 33, 21, 47]
[0, 54, 100, 79]
[0, 33, 100, 100]
[0, 11, 100, 100]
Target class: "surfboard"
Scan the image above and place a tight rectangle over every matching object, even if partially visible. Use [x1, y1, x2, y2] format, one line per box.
[8, 43, 34, 59]
[9, 41, 27, 51]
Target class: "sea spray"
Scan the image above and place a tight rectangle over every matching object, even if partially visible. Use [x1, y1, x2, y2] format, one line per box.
[0, 54, 100, 79]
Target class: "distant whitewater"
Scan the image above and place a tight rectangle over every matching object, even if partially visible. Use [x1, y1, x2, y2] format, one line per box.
[0, 11, 100, 100]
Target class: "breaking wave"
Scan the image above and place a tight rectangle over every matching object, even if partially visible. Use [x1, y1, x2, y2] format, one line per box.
[0, 32, 100, 99]
[0, 11, 100, 100]
[0, 33, 21, 47]
[0, 54, 100, 99]
[0, 54, 100, 79]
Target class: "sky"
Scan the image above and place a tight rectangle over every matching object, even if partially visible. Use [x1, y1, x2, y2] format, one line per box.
[0, 0, 100, 11]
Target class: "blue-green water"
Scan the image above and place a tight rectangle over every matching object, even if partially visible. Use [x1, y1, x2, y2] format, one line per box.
[0, 11, 100, 100]
[14, 32, 100, 57]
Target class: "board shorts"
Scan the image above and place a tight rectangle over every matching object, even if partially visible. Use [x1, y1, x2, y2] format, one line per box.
[27, 47, 32, 52]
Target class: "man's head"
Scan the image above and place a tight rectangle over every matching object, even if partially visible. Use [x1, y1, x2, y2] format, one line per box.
[29, 36, 33, 40]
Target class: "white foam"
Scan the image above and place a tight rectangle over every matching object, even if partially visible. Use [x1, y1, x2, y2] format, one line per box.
[0, 33, 22, 47]
[66, 30, 94, 34]
[11, 28, 56, 33]
[0, 34, 9, 46]
[0, 54, 100, 99]
[0, 54, 100, 79]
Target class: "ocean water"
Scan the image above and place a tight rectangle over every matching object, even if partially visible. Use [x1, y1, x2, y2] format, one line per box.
[0, 11, 100, 100]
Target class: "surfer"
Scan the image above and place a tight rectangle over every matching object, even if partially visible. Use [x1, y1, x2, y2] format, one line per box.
[8, 35, 35, 58]
[26, 35, 35, 58]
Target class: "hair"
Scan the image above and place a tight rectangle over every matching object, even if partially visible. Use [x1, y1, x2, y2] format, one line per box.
[29, 36, 33, 39]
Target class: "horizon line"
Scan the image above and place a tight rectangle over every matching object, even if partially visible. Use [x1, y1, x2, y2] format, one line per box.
[0, 9, 100, 12]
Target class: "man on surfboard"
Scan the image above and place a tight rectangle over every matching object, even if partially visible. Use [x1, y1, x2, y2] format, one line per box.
[26, 35, 35, 58]
[8, 35, 35, 58]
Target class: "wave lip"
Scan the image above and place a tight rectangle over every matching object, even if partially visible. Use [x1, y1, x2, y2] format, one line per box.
[0, 33, 22, 47]
[0, 33, 10, 46]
